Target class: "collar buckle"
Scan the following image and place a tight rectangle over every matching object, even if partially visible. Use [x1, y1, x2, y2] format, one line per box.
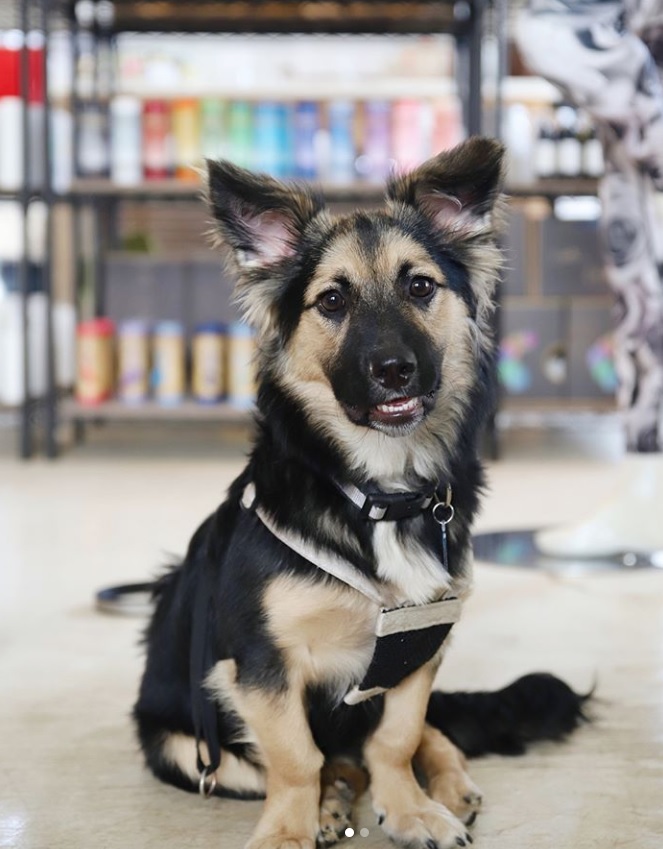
[359, 489, 436, 522]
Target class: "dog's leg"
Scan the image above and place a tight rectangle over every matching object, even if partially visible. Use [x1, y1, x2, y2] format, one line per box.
[414, 725, 483, 826]
[236, 685, 324, 849]
[364, 662, 472, 849]
[318, 760, 369, 846]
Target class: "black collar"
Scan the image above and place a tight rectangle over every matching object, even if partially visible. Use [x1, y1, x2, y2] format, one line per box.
[333, 479, 450, 522]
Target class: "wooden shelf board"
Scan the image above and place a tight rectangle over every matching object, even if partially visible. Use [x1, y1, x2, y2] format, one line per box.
[60, 397, 252, 423]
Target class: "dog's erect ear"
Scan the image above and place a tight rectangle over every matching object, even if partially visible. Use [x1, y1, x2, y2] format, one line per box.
[386, 137, 505, 239]
[207, 159, 325, 268]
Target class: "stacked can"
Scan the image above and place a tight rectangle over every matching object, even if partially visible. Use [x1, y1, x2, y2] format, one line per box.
[152, 321, 185, 405]
[227, 322, 257, 408]
[117, 320, 150, 403]
[76, 318, 115, 404]
[192, 322, 226, 403]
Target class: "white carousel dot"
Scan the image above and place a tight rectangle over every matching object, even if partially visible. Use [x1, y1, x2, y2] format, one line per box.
[344, 827, 355, 838]
[360, 828, 370, 837]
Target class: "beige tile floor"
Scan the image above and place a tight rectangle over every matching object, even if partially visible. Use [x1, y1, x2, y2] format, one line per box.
[1, 422, 662, 849]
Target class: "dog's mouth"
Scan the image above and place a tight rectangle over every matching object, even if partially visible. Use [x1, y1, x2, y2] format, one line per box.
[371, 395, 424, 426]
[341, 390, 436, 435]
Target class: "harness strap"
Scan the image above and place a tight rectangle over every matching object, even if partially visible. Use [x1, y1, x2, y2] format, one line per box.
[190, 565, 221, 796]
[241, 483, 385, 606]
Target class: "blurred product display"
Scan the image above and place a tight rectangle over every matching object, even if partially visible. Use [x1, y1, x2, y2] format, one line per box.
[1, 0, 618, 458]
[74, 317, 256, 408]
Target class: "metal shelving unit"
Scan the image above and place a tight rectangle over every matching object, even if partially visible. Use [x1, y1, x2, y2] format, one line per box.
[14, 0, 502, 457]
[2, 0, 57, 458]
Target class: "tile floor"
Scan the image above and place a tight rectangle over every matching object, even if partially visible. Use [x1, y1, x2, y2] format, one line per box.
[1, 421, 662, 849]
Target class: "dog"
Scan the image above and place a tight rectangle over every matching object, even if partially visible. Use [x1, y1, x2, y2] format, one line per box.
[134, 137, 587, 849]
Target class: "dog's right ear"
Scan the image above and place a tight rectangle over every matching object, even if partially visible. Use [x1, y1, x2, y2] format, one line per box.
[206, 159, 325, 270]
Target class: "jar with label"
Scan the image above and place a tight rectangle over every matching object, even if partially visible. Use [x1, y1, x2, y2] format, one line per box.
[227, 322, 257, 409]
[152, 321, 185, 405]
[192, 322, 226, 403]
[118, 320, 150, 403]
[76, 317, 115, 404]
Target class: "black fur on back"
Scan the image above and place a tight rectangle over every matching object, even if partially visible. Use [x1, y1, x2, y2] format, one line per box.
[426, 672, 591, 757]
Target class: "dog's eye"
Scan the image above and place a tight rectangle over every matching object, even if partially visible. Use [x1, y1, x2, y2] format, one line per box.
[409, 276, 436, 299]
[318, 290, 346, 314]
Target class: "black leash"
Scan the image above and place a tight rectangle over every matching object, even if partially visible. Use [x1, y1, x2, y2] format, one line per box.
[190, 564, 222, 797]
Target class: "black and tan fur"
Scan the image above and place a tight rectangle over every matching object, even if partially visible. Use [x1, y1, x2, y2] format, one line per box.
[134, 138, 587, 849]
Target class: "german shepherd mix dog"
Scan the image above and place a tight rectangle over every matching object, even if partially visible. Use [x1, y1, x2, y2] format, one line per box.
[134, 138, 586, 849]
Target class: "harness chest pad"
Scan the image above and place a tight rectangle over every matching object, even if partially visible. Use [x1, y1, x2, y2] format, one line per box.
[344, 597, 461, 705]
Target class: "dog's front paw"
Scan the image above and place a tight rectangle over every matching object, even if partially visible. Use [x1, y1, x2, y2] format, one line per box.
[376, 799, 473, 849]
[428, 772, 483, 827]
[246, 835, 316, 849]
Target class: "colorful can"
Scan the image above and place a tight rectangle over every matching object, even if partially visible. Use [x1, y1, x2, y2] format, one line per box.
[227, 101, 253, 169]
[143, 99, 172, 179]
[253, 101, 282, 176]
[172, 99, 200, 181]
[328, 100, 356, 184]
[391, 99, 424, 173]
[152, 321, 185, 405]
[76, 317, 115, 405]
[200, 99, 226, 162]
[192, 322, 226, 403]
[293, 101, 320, 179]
[361, 100, 391, 182]
[227, 321, 257, 409]
[118, 319, 150, 403]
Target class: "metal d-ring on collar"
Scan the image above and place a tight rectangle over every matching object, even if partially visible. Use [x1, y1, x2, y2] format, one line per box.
[431, 485, 454, 526]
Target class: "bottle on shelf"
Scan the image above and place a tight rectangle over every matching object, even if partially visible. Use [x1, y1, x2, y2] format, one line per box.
[0, 29, 24, 192]
[143, 99, 172, 179]
[582, 127, 604, 179]
[254, 101, 285, 177]
[555, 104, 582, 179]
[26, 30, 46, 191]
[227, 101, 253, 170]
[534, 120, 557, 180]
[172, 99, 200, 182]
[200, 98, 226, 164]
[328, 100, 356, 184]
[359, 99, 391, 182]
[392, 99, 425, 173]
[110, 95, 142, 185]
[293, 101, 320, 180]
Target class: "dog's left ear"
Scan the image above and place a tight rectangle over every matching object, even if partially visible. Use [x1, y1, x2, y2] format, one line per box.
[207, 159, 325, 268]
[386, 136, 505, 240]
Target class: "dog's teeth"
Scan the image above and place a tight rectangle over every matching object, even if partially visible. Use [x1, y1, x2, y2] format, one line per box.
[377, 398, 419, 414]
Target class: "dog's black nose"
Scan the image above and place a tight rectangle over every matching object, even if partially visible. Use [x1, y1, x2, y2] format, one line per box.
[369, 356, 416, 391]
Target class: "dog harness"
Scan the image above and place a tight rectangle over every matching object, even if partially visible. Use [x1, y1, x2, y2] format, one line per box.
[191, 479, 460, 796]
[240, 483, 461, 705]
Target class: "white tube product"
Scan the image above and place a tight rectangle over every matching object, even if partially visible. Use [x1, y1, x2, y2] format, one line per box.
[0, 30, 25, 192]
[0, 202, 25, 407]
[26, 202, 48, 398]
[110, 96, 142, 185]
[53, 301, 76, 389]
[0, 293, 26, 407]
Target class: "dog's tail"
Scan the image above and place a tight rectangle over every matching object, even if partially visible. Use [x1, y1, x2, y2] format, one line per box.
[426, 672, 591, 757]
